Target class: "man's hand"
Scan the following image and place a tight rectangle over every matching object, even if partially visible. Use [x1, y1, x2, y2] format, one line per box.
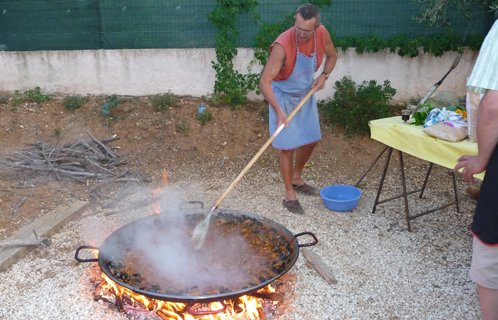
[311, 75, 327, 92]
[454, 155, 488, 184]
[275, 108, 288, 129]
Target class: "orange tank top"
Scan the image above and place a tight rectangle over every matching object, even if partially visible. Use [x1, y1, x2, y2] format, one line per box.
[270, 25, 327, 81]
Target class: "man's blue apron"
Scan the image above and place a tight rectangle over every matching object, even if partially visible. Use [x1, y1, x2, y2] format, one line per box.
[269, 33, 321, 150]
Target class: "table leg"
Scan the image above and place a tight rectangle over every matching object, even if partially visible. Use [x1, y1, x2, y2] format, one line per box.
[372, 147, 393, 214]
[419, 162, 434, 199]
[452, 171, 460, 213]
[398, 151, 412, 232]
[355, 145, 389, 187]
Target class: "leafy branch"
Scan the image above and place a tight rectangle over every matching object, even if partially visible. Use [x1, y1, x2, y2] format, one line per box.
[412, 0, 496, 27]
[208, 0, 260, 108]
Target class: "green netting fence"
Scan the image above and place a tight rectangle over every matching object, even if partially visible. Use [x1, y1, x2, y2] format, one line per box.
[0, 0, 494, 51]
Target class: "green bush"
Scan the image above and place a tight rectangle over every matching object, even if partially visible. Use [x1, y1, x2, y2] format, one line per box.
[23, 87, 50, 103]
[151, 91, 176, 112]
[175, 120, 190, 135]
[197, 110, 213, 124]
[319, 76, 396, 135]
[63, 95, 87, 110]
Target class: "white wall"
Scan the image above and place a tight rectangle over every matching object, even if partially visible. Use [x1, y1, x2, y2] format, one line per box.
[0, 47, 478, 103]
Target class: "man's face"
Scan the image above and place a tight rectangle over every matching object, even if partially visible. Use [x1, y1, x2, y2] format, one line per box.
[294, 13, 316, 43]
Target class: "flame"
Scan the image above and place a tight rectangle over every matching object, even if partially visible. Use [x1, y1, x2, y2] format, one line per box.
[152, 188, 164, 214]
[88, 190, 278, 320]
[92, 264, 274, 320]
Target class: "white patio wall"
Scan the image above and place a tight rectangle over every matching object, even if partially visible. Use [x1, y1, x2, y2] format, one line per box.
[0, 47, 478, 103]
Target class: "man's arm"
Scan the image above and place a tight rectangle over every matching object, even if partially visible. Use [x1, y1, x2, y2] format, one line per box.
[454, 89, 498, 183]
[259, 43, 288, 128]
[312, 30, 337, 92]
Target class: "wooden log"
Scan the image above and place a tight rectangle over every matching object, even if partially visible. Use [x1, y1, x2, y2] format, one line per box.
[86, 130, 117, 159]
[257, 307, 267, 320]
[41, 147, 61, 180]
[156, 309, 179, 320]
[0, 237, 51, 248]
[301, 248, 338, 285]
[250, 292, 285, 302]
[112, 287, 124, 312]
[276, 270, 297, 281]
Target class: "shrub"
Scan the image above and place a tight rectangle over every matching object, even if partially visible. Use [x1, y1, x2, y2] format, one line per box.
[197, 110, 213, 124]
[260, 105, 269, 123]
[319, 76, 396, 135]
[23, 87, 50, 103]
[63, 95, 87, 110]
[152, 91, 176, 112]
[175, 120, 190, 135]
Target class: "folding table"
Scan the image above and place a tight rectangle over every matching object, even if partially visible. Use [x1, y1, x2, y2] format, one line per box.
[356, 116, 481, 231]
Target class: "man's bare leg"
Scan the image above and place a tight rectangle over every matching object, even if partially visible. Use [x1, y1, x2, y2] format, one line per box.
[280, 149, 297, 201]
[292, 142, 317, 186]
[477, 284, 498, 320]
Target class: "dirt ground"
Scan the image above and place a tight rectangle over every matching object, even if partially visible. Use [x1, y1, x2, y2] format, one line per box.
[0, 95, 429, 240]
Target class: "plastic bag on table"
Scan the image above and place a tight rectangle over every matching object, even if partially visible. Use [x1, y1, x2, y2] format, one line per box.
[423, 107, 463, 128]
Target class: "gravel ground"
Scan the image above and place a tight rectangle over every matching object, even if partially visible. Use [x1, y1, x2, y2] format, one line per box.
[0, 156, 482, 320]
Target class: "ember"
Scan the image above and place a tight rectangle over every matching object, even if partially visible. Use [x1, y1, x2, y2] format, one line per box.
[88, 264, 286, 320]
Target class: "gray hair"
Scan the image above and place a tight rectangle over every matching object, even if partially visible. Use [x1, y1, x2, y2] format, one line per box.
[296, 3, 321, 28]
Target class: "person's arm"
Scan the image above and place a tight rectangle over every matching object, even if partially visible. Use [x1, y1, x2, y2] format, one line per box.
[311, 30, 337, 92]
[259, 43, 288, 129]
[454, 89, 498, 183]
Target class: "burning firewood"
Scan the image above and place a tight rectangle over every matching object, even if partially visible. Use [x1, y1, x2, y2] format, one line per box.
[250, 292, 285, 303]
[257, 307, 267, 320]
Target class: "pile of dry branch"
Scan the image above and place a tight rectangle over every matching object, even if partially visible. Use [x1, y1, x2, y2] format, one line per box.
[0, 130, 126, 184]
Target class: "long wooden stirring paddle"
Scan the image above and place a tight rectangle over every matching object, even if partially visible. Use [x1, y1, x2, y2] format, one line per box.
[191, 88, 316, 250]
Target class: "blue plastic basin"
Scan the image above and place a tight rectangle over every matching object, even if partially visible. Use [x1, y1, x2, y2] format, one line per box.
[320, 185, 362, 212]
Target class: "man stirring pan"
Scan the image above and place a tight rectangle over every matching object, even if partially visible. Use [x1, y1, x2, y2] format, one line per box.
[259, 3, 337, 214]
[454, 19, 498, 320]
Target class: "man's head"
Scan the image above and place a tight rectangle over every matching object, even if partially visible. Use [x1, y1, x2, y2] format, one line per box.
[294, 3, 321, 43]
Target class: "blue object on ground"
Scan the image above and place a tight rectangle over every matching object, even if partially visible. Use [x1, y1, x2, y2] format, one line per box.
[320, 185, 362, 212]
[198, 104, 206, 115]
[101, 103, 110, 116]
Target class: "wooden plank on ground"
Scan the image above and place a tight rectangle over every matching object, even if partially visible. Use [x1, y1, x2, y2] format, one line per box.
[277, 270, 297, 281]
[301, 248, 338, 285]
[0, 199, 89, 270]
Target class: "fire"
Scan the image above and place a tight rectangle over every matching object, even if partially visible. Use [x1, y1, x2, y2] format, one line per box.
[152, 187, 164, 214]
[87, 188, 282, 319]
[90, 251, 276, 320]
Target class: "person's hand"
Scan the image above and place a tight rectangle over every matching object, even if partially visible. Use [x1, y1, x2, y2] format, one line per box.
[311, 74, 327, 92]
[453, 155, 487, 184]
[275, 108, 288, 129]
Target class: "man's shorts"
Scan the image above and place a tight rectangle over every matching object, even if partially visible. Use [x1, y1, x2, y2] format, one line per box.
[469, 236, 498, 289]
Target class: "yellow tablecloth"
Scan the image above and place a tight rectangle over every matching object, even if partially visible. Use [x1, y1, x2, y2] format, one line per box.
[369, 116, 484, 181]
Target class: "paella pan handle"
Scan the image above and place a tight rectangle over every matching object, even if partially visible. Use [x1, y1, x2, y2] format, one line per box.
[179, 201, 204, 210]
[74, 245, 99, 262]
[293, 232, 318, 247]
[186, 300, 227, 316]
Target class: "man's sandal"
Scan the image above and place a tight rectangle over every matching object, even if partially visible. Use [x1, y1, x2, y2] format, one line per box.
[282, 199, 305, 214]
[292, 183, 318, 195]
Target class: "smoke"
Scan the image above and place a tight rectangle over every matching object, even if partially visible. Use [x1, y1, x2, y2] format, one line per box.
[83, 181, 262, 296]
[126, 209, 260, 295]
